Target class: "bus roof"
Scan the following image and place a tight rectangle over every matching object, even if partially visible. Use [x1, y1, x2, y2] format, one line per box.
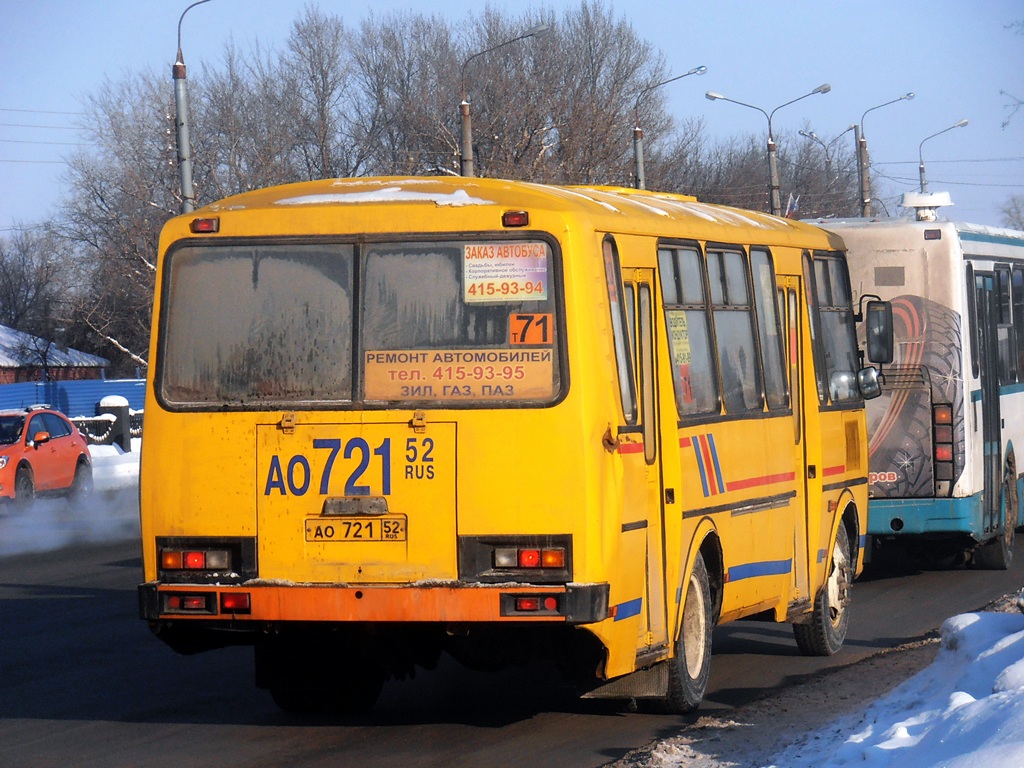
[181, 176, 843, 249]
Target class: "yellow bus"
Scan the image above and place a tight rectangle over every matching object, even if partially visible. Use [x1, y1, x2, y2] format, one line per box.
[138, 177, 885, 714]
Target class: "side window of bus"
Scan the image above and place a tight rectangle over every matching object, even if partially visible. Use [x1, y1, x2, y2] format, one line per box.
[995, 265, 1017, 384]
[603, 237, 637, 423]
[707, 248, 763, 414]
[657, 246, 719, 417]
[805, 251, 862, 405]
[750, 248, 789, 411]
[1013, 266, 1024, 379]
[966, 262, 979, 379]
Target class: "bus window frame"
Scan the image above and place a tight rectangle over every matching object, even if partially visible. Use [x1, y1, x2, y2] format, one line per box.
[705, 243, 765, 415]
[749, 246, 790, 412]
[804, 249, 864, 410]
[603, 235, 638, 425]
[155, 233, 570, 412]
[656, 239, 721, 421]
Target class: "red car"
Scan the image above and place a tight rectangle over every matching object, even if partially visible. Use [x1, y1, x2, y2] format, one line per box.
[0, 406, 93, 505]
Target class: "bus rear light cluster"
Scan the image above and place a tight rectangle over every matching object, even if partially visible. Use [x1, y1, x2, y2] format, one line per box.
[161, 548, 232, 571]
[493, 546, 566, 570]
[499, 592, 562, 617]
[161, 591, 252, 615]
[933, 404, 955, 485]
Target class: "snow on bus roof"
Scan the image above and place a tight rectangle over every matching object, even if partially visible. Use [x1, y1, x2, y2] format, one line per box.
[273, 183, 493, 208]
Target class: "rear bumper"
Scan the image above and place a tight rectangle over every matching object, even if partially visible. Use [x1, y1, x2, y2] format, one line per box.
[138, 581, 610, 625]
[867, 494, 983, 538]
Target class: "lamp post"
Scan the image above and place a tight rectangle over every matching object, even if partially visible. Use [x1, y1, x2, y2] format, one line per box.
[706, 83, 831, 216]
[798, 124, 855, 186]
[632, 65, 707, 190]
[172, 0, 212, 213]
[855, 92, 914, 216]
[918, 119, 968, 193]
[459, 23, 549, 178]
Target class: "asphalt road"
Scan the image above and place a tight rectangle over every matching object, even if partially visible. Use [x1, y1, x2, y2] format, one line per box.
[2, 533, 1022, 768]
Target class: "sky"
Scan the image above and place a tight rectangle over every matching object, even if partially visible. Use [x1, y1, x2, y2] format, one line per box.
[1, 0, 1022, 234]
[3, 445, 1024, 767]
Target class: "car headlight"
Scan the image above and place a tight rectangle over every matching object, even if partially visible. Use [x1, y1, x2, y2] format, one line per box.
[0, 456, 8, 470]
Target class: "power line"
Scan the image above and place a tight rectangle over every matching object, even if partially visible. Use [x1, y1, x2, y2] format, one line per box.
[0, 122, 80, 130]
[0, 107, 85, 116]
[0, 138, 84, 146]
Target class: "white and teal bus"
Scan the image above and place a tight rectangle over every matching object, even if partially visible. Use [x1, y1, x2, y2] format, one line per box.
[816, 193, 1024, 568]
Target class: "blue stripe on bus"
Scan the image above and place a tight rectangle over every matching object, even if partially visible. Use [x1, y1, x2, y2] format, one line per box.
[614, 597, 643, 621]
[727, 559, 793, 582]
[960, 230, 1024, 249]
[689, 437, 712, 497]
[708, 433, 726, 493]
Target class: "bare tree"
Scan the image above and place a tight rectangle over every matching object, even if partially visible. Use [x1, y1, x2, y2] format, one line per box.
[1003, 195, 1024, 230]
[540, 1, 667, 184]
[350, 11, 460, 175]
[58, 70, 173, 373]
[0, 225, 74, 335]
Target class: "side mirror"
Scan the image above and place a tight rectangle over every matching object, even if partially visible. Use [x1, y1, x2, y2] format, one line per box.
[31, 431, 51, 448]
[865, 300, 894, 364]
[857, 366, 882, 400]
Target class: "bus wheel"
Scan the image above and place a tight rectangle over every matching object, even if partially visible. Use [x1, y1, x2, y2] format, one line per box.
[973, 465, 1017, 571]
[14, 468, 34, 509]
[660, 552, 712, 713]
[794, 525, 850, 656]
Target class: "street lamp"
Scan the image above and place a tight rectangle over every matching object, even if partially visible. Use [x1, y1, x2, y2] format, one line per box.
[918, 119, 968, 193]
[706, 83, 831, 215]
[172, 0, 213, 214]
[855, 92, 914, 216]
[798, 124, 855, 185]
[459, 23, 549, 177]
[632, 65, 707, 190]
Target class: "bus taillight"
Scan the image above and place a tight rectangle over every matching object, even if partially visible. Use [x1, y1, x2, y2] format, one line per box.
[933, 404, 955, 487]
[220, 592, 251, 614]
[161, 547, 232, 572]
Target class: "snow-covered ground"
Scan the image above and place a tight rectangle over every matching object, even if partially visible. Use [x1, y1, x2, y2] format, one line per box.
[3, 443, 1023, 767]
[759, 609, 1024, 768]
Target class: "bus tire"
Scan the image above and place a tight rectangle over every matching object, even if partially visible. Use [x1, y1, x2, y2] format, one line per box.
[794, 524, 850, 656]
[973, 462, 1017, 571]
[661, 552, 712, 714]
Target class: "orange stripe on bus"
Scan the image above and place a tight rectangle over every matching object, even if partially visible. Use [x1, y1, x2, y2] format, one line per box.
[822, 464, 846, 476]
[726, 472, 797, 492]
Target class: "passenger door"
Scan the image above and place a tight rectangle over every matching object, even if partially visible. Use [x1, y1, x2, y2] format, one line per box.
[624, 270, 669, 653]
[778, 275, 811, 606]
[974, 273, 1003, 535]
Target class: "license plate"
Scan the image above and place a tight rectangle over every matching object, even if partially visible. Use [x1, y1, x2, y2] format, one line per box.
[304, 515, 407, 542]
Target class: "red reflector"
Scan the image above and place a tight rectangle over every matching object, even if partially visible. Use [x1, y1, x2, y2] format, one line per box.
[190, 217, 220, 233]
[167, 595, 182, 609]
[543, 596, 558, 611]
[184, 551, 206, 569]
[502, 210, 529, 227]
[934, 405, 953, 425]
[935, 444, 954, 462]
[515, 597, 541, 611]
[924, 229, 942, 241]
[519, 549, 541, 568]
[221, 592, 251, 612]
[182, 596, 207, 610]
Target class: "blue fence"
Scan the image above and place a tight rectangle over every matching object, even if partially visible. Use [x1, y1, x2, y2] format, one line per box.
[0, 379, 146, 418]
